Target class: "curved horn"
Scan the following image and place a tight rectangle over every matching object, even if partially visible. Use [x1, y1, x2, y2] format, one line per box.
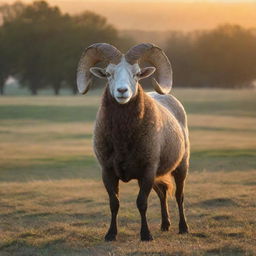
[125, 43, 173, 94]
[77, 43, 122, 94]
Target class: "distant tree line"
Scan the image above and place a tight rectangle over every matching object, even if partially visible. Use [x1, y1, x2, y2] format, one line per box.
[0, 1, 256, 95]
[0, 1, 133, 95]
[165, 24, 256, 88]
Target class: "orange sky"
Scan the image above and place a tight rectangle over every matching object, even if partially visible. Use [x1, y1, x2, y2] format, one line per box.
[1, 1, 256, 31]
[2, 0, 256, 2]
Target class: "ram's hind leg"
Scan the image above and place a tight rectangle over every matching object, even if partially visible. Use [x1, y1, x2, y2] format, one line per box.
[153, 182, 171, 231]
[102, 170, 119, 241]
[173, 163, 189, 234]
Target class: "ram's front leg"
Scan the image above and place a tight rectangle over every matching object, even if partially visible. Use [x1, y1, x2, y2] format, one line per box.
[137, 173, 155, 241]
[102, 170, 119, 241]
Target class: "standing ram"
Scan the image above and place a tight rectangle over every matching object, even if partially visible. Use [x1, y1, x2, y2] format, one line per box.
[77, 43, 189, 241]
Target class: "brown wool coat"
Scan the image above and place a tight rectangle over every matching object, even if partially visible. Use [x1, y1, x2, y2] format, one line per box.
[93, 84, 189, 182]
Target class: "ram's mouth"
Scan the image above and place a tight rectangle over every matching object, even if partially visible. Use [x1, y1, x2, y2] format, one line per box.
[116, 96, 130, 104]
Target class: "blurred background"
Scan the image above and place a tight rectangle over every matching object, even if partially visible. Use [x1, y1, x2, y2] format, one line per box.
[0, 1, 256, 255]
[0, 0, 256, 94]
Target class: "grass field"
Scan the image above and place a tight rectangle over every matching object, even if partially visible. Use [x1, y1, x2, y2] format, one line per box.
[0, 88, 255, 256]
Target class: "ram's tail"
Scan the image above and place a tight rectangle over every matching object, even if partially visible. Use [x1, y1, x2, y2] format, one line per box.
[153, 174, 173, 198]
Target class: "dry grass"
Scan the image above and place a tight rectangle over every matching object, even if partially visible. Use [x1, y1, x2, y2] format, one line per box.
[1, 172, 255, 256]
[0, 88, 255, 255]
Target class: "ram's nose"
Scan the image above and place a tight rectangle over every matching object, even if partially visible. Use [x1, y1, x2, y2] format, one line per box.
[117, 87, 128, 94]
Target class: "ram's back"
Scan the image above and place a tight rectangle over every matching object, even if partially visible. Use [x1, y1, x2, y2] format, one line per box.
[147, 92, 188, 130]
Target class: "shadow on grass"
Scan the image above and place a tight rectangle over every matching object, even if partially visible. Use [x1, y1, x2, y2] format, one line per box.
[194, 198, 238, 208]
[206, 246, 246, 256]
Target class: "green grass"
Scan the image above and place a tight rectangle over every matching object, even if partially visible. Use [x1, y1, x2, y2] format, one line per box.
[0, 155, 99, 182]
[0, 88, 256, 255]
[0, 105, 98, 122]
[191, 149, 256, 172]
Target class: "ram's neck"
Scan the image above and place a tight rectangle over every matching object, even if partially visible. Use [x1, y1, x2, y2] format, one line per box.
[98, 84, 160, 158]
[101, 84, 153, 136]
[103, 84, 145, 119]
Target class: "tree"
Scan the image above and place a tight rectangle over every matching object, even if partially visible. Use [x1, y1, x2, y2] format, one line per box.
[0, 2, 25, 95]
[16, 1, 68, 94]
[0, 28, 6, 95]
[1, 1, 134, 95]
[165, 32, 197, 88]
[165, 24, 256, 88]
[63, 11, 134, 94]
[0, 1, 58, 94]
[0, 1, 25, 23]
[195, 24, 256, 88]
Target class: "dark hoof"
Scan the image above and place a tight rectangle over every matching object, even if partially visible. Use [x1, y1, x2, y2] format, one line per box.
[141, 232, 153, 241]
[161, 222, 170, 231]
[105, 232, 117, 241]
[179, 226, 189, 234]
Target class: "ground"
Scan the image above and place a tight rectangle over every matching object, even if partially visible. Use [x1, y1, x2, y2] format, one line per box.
[0, 88, 255, 256]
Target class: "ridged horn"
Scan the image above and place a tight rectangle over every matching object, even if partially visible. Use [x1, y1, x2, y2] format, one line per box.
[77, 43, 122, 94]
[125, 43, 173, 94]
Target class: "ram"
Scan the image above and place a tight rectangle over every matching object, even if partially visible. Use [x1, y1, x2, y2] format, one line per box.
[77, 43, 189, 241]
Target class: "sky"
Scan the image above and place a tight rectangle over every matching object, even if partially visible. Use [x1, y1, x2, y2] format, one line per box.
[1, 0, 256, 31]
[1, 0, 256, 2]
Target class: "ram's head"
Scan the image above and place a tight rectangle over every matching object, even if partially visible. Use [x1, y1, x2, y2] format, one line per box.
[77, 43, 173, 104]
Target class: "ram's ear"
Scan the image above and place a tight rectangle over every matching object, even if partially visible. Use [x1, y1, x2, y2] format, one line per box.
[90, 67, 109, 79]
[137, 67, 156, 80]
